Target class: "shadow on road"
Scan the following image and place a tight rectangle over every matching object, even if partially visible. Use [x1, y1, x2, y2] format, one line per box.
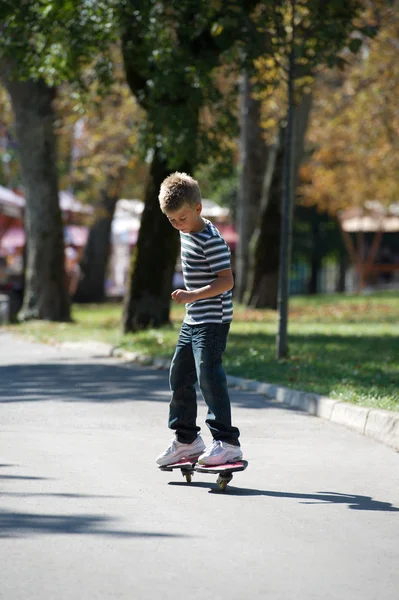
[169, 481, 399, 511]
[0, 360, 292, 411]
[0, 362, 171, 404]
[0, 509, 190, 539]
[0, 464, 189, 539]
[0, 474, 49, 481]
[1, 492, 125, 499]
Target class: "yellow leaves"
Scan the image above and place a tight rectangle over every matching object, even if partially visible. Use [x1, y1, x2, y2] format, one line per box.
[54, 47, 146, 200]
[261, 117, 278, 132]
[211, 23, 223, 37]
[0, 86, 13, 126]
[300, 7, 399, 216]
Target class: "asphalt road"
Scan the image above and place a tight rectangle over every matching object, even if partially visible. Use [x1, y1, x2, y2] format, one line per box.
[0, 332, 398, 600]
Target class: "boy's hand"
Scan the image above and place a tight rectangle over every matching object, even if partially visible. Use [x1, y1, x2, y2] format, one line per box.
[171, 289, 193, 304]
[171, 271, 233, 305]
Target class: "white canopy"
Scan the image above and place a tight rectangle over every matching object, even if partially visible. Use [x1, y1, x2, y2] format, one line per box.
[0, 186, 91, 217]
[339, 202, 399, 232]
[0, 185, 24, 218]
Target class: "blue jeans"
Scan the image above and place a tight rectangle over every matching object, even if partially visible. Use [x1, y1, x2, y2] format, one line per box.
[168, 322, 240, 446]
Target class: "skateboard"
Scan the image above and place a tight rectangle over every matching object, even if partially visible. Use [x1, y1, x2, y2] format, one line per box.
[194, 460, 248, 491]
[158, 459, 196, 483]
[159, 459, 248, 491]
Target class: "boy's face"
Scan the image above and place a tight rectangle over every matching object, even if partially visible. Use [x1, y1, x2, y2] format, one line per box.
[165, 202, 204, 234]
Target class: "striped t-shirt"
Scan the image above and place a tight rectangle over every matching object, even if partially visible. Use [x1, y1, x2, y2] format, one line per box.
[180, 219, 233, 325]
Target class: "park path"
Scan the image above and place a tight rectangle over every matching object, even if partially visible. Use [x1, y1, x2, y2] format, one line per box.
[0, 332, 398, 600]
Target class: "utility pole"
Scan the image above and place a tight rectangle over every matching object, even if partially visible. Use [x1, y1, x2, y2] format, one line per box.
[276, 0, 296, 359]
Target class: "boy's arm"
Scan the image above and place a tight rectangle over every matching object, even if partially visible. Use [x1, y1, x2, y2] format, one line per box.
[171, 268, 234, 304]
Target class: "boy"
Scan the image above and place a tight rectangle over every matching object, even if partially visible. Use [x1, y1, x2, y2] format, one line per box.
[156, 172, 243, 467]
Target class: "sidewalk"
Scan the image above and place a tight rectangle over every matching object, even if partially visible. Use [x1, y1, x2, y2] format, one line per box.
[59, 340, 399, 453]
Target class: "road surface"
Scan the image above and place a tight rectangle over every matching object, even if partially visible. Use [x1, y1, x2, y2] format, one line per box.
[0, 333, 398, 599]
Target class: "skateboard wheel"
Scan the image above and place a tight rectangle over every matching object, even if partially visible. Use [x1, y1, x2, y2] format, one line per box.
[218, 479, 228, 491]
[216, 474, 231, 491]
[185, 473, 192, 483]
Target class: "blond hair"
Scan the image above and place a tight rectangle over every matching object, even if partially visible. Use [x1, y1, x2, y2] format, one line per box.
[159, 172, 201, 213]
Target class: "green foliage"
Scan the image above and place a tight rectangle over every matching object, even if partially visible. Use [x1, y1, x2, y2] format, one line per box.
[196, 163, 238, 216]
[0, 1, 118, 87]
[255, 0, 374, 134]
[293, 0, 364, 69]
[119, 0, 262, 170]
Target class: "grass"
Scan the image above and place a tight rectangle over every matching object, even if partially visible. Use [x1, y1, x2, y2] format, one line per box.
[5, 291, 399, 412]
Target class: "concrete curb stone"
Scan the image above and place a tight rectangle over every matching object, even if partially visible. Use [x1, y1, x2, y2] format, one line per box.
[59, 341, 399, 453]
[330, 402, 370, 436]
[227, 375, 399, 451]
[365, 409, 399, 449]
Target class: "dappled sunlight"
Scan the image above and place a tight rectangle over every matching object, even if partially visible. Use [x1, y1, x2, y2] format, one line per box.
[224, 330, 399, 411]
[4, 291, 398, 411]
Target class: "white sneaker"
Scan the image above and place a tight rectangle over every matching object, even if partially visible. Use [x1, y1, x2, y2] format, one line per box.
[197, 440, 243, 466]
[156, 435, 206, 466]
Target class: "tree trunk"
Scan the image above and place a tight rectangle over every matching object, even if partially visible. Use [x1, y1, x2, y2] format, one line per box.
[308, 255, 321, 294]
[248, 128, 284, 309]
[248, 92, 313, 310]
[308, 216, 321, 294]
[74, 189, 119, 303]
[235, 71, 267, 301]
[122, 150, 181, 332]
[121, 32, 199, 332]
[2, 74, 70, 321]
[336, 249, 347, 293]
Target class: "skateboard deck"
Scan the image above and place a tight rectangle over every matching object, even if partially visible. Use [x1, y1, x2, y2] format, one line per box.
[194, 460, 248, 490]
[158, 459, 197, 482]
[159, 459, 248, 490]
[194, 460, 248, 474]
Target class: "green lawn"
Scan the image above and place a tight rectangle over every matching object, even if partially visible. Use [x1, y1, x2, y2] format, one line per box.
[6, 291, 399, 412]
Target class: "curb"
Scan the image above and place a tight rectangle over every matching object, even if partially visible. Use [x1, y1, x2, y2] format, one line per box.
[59, 341, 399, 453]
[225, 375, 399, 452]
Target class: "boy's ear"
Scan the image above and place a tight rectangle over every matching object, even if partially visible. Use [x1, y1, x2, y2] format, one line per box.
[196, 202, 202, 215]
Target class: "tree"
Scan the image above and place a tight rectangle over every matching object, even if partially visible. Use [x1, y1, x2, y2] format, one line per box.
[278, 0, 372, 357]
[300, 1, 399, 288]
[236, 0, 369, 357]
[119, 0, 263, 331]
[56, 54, 146, 303]
[1, 67, 70, 320]
[246, 91, 313, 310]
[292, 204, 347, 294]
[235, 71, 267, 302]
[0, 1, 117, 320]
